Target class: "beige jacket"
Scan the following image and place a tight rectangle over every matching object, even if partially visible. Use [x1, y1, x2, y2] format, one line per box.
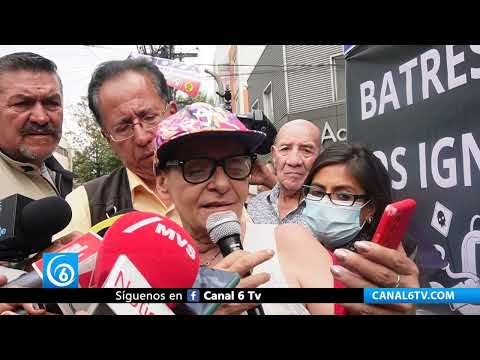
[0, 150, 58, 200]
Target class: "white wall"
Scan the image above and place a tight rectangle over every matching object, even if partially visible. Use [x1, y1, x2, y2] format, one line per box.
[209, 45, 266, 111]
[213, 45, 231, 106]
[54, 137, 73, 171]
[236, 46, 265, 112]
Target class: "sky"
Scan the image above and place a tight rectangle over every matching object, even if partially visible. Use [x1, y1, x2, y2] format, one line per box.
[0, 45, 218, 144]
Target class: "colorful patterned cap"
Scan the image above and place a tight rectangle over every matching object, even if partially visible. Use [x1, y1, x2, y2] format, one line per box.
[155, 102, 266, 167]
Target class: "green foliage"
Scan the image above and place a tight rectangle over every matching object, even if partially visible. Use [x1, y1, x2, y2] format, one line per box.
[175, 91, 215, 108]
[68, 97, 122, 185]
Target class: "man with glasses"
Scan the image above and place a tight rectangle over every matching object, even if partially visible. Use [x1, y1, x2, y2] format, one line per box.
[55, 58, 180, 237]
[164, 155, 257, 184]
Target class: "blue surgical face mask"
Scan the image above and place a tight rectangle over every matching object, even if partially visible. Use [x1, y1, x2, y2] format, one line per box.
[303, 198, 371, 249]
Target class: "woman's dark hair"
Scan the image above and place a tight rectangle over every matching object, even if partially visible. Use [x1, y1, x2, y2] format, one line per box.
[305, 142, 392, 240]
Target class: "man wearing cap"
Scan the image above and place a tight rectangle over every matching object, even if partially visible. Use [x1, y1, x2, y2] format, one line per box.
[154, 102, 419, 315]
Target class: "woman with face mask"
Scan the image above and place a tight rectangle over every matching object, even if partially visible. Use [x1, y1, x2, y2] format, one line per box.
[302, 142, 392, 251]
[301, 143, 422, 315]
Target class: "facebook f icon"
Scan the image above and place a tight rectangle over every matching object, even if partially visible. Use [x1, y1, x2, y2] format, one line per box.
[187, 289, 200, 302]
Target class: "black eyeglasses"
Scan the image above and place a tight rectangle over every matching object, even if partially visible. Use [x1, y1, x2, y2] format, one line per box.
[165, 154, 257, 184]
[302, 185, 369, 206]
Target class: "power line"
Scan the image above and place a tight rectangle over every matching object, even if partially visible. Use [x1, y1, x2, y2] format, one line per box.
[196, 63, 344, 80]
[199, 63, 344, 67]
[83, 45, 344, 69]
[196, 64, 340, 80]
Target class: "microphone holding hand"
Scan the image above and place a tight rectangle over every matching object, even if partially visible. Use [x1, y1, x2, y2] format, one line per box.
[207, 211, 266, 315]
[89, 211, 200, 315]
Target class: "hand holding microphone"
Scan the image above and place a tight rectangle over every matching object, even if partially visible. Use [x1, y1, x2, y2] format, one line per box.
[0, 275, 46, 315]
[89, 211, 200, 315]
[210, 250, 273, 315]
[89, 211, 256, 315]
[206, 211, 271, 315]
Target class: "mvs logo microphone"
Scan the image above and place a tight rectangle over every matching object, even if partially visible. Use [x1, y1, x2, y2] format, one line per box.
[42, 252, 79, 288]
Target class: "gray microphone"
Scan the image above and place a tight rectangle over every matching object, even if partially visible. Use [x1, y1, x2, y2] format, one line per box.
[206, 211, 265, 315]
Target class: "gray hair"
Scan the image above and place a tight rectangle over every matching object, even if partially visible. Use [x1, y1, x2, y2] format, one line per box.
[87, 58, 171, 126]
[0, 52, 62, 92]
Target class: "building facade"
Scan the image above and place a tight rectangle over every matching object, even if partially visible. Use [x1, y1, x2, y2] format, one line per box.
[247, 45, 346, 145]
[213, 45, 265, 114]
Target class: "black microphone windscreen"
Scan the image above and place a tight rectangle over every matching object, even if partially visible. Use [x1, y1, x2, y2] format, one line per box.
[21, 196, 72, 238]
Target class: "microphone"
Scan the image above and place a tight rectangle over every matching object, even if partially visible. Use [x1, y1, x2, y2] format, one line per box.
[2, 211, 134, 315]
[88, 254, 175, 315]
[1, 213, 128, 289]
[89, 211, 200, 315]
[206, 211, 265, 315]
[0, 194, 72, 262]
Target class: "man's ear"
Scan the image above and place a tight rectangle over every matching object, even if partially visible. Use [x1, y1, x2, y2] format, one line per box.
[155, 170, 170, 196]
[271, 145, 277, 170]
[101, 128, 111, 143]
[101, 129, 117, 155]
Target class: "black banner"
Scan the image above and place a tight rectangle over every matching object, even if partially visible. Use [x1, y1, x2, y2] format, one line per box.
[346, 45, 480, 314]
[0, 288, 364, 304]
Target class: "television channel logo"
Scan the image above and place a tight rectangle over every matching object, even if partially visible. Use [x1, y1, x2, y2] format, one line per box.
[43, 253, 79, 288]
[187, 289, 200, 302]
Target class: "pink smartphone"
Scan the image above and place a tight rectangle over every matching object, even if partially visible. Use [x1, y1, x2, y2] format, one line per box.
[371, 199, 416, 249]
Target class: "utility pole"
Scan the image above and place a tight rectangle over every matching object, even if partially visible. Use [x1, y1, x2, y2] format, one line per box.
[136, 45, 198, 62]
[136, 45, 199, 99]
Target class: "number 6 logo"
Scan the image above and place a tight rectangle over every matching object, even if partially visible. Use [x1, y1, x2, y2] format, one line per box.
[43, 253, 78, 288]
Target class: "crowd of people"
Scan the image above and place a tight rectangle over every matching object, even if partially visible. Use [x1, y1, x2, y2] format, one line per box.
[0, 51, 419, 315]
